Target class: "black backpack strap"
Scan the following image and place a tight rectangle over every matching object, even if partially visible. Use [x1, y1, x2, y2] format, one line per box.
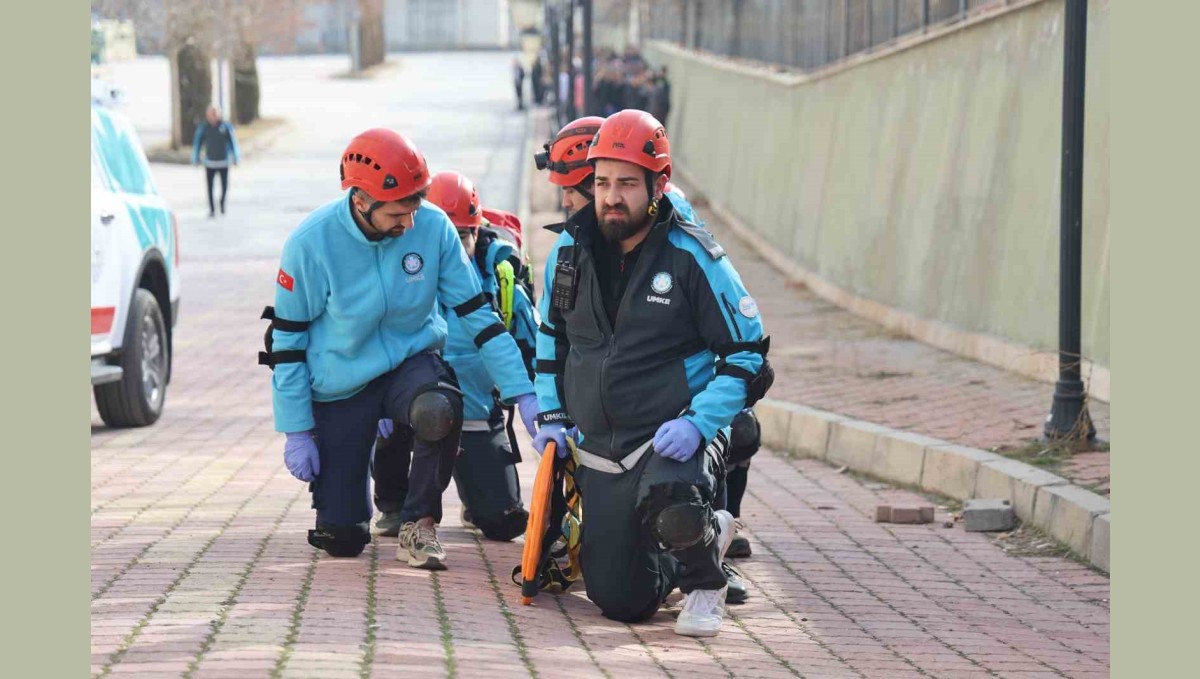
[258, 305, 310, 370]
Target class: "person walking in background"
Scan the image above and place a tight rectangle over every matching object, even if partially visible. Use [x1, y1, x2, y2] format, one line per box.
[191, 105, 240, 218]
[651, 67, 671, 129]
[531, 55, 545, 106]
[513, 57, 526, 111]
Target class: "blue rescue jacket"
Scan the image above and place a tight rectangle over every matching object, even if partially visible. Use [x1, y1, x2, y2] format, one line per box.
[441, 230, 539, 422]
[269, 194, 534, 433]
[191, 120, 240, 168]
[535, 194, 768, 460]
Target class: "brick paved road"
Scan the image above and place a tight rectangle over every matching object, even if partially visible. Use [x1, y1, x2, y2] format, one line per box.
[92, 53, 1108, 678]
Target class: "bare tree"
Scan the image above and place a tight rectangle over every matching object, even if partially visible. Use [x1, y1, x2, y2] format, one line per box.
[226, 0, 318, 125]
[356, 0, 386, 71]
[93, 0, 315, 139]
[94, 0, 220, 148]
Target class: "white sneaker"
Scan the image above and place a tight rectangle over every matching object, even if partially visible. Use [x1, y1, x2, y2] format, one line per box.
[675, 585, 728, 637]
[674, 510, 737, 637]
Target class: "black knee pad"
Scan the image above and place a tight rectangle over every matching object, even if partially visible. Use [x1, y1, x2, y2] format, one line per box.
[638, 482, 714, 551]
[599, 598, 660, 623]
[727, 408, 761, 466]
[409, 383, 463, 443]
[307, 523, 370, 558]
[476, 506, 529, 542]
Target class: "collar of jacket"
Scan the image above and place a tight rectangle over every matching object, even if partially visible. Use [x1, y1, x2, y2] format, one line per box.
[474, 226, 514, 279]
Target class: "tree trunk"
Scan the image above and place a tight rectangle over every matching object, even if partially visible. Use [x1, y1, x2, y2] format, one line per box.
[173, 40, 213, 149]
[231, 40, 260, 125]
[358, 0, 385, 70]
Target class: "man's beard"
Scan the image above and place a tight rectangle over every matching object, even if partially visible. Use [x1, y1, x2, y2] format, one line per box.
[598, 205, 651, 243]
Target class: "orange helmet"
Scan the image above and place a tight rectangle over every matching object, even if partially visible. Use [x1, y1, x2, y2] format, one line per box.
[586, 109, 670, 178]
[426, 171, 482, 229]
[482, 208, 523, 249]
[340, 128, 432, 201]
[537, 116, 604, 188]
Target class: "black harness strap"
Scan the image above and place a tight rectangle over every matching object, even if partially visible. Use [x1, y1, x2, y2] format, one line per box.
[258, 349, 307, 368]
[538, 322, 566, 339]
[473, 323, 507, 348]
[259, 306, 311, 370]
[454, 293, 489, 317]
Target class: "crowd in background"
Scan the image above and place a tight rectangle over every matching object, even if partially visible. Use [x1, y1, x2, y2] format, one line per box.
[524, 47, 673, 128]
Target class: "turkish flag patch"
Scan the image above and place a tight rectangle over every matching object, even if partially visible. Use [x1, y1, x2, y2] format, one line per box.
[277, 268, 295, 291]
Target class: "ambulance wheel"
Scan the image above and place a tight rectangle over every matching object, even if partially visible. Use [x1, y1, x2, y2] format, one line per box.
[95, 289, 169, 427]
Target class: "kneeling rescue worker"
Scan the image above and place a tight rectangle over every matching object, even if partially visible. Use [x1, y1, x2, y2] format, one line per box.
[531, 110, 773, 637]
[261, 129, 540, 567]
[372, 170, 539, 543]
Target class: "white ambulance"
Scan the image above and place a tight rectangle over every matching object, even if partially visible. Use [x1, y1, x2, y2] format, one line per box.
[91, 104, 180, 427]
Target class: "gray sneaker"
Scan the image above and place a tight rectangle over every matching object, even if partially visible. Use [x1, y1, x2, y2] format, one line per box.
[397, 522, 447, 570]
[374, 511, 403, 537]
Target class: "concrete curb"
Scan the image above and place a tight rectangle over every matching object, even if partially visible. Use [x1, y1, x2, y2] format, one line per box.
[757, 398, 1110, 572]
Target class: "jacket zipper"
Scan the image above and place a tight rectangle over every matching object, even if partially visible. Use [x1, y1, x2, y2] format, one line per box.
[375, 247, 394, 366]
[602, 234, 655, 456]
[720, 292, 743, 341]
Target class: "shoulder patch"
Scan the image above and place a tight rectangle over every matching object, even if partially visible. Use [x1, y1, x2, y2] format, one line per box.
[676, 221, 726, 260]
[738, 295, 759, 318]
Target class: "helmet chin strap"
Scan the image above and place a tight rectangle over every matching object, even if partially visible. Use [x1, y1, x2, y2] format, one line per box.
[573, 182, 594, 203]
[353, 189, 394, 240]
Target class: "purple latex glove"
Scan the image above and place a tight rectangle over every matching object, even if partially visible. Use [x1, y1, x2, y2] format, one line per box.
[653, 418, 703, 462]
[284, 430, 321, 481]
[377, 419, 394, 439]
[532, 422, 577, 459]
[514, 392, 541, 439]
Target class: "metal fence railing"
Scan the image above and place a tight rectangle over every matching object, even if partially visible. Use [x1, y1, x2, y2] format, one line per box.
[646, 0, 1016, 72]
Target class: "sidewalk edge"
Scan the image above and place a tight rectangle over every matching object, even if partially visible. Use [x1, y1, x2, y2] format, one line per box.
[757, 398, 1110, 573]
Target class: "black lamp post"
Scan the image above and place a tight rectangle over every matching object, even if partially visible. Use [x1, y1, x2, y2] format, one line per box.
[1045, 0, 1096, 441]
[582, 0, 593, 117]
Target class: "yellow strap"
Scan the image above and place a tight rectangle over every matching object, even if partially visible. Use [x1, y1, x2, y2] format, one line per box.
[496, 260, 515, 329]
[562, 438, 584, 581]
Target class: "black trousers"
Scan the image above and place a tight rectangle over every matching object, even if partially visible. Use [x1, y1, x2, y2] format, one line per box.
[311, 351, 460, 528]
[373, 412, 526, 540]
[205, 167, 228, 214]
[574, 442, 727, 623]
[725, 463, 750, 518]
